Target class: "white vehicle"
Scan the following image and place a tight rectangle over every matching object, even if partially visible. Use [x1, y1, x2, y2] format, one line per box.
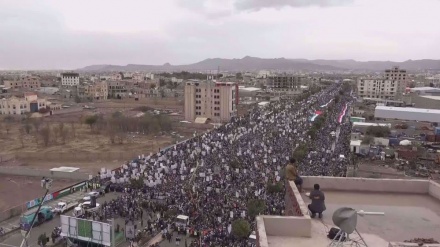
[88, 191, 100, 197]
[175, 215, 189, 228]
[79, 201, 101, 212]
[73, 206, 84, 217]
[53, 201, 78, 214]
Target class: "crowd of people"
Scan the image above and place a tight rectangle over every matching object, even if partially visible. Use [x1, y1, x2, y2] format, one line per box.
[93, 83, 354, 246]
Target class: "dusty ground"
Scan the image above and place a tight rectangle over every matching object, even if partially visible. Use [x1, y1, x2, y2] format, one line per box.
[0, 175, 81, 212]
[0, 97, 212, 173]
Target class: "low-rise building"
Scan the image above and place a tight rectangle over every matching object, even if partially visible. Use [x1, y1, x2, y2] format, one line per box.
[83, 81, 108, 100]
[61, 73, 80, 86]
[0, 93, 49, 115]
[266, 74, 301, 91]
[108, 81, 127, 98]
[4, 76, 41, 90]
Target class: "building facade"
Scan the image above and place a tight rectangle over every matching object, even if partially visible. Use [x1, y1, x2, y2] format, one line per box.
[4, 76, 41, 90]
[0, 93, 48, 115]
[385, 66, 407, 98]
[83, 81, 108, 100]
[357, 66, 408, 100]
[357, 79, 397, 99]
[61, 73, 80, 86]
[108, 81, 127, 98]
[266, 74, 301, 91]
[184, 81, 236, 123]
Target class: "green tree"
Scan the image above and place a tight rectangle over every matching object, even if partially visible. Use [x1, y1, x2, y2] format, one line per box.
[232, 219, 250, 239]
[267, 182, 283, 194]
[361, 135, 374, 145]
[247, 199, 266, 219]
[85, 115, 98, 130]
[366, 126, 390, 137]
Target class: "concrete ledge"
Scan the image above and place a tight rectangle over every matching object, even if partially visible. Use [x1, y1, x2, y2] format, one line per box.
[262, 216, 311, 238]
[256, 217, 269, 247]
[302, 176, 430, 194]
[389, 242, 440, 247]
[288, 181, 309, 216]
[428, 180, 440, 201]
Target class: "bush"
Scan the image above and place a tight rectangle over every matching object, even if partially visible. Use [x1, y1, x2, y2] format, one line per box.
[366, 126, 390, 137]
[232, 219, 250, 239]
[247, 199, 266, 219]
[267, 182, 283, 194]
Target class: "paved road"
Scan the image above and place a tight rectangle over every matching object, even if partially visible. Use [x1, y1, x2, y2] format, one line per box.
[0, 192, 155, 247]
[0, 190, 87, 233]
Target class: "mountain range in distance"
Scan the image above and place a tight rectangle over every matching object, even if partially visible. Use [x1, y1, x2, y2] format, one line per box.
[77, 56, 440, 72]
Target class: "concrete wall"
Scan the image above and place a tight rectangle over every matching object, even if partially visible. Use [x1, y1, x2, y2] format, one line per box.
[262, 216, 311, 238]
[429, 180, 440, 201]
[301, 176, 430, 194]
[256, 217, 269, 247]
[389, 243, 440, 247]
[0, 166, 90, 180]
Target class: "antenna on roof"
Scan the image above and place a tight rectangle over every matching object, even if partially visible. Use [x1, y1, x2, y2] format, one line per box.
[329, 207, 384, 246]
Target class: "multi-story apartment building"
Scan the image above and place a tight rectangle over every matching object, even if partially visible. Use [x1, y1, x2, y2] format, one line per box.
[61, 73, 80, 86]
[184, 80, 237, 123]
[357, 79, 397, 100]
[4, 76, 41, 90]
[0, 93, 48, 115]
[385, 66, 407, 98]
[83, 81, 108, 100]
[266, 74, 301, 91]
[108, 81, 127, 98]
[357, 66, 407, 100]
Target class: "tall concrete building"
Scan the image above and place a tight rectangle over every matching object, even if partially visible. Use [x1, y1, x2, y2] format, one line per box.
[266, 74, 302, 91]
[61, 73, 80, 86]
[184, 80, 237, 123]
[357, 66, 407, 100]
[385, 66, 407, 98]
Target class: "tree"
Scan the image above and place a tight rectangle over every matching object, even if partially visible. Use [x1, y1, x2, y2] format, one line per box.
[267, 182, 283, 194]
[18, 127, 25, 148]
[40, 125, 51, 147]
[232, 219, 250, 239]
[247, 199, 266, 219]
[32, 119, 42, 133]
[361, 135, 374, 145]
[85, 115, 98, 130]
[159, 79, 167, 87]
[366, 126, 390, 138]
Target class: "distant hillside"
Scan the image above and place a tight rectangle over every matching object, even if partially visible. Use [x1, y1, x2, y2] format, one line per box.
[78, 57, 440, 72]
[77, 56, 341, 72]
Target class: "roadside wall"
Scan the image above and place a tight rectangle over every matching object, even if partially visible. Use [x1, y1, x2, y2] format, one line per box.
[301, 176, 430, 194]
[0, 166, 90, 180]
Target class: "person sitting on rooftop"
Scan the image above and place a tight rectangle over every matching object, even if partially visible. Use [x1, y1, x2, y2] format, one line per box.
[308, 183, 326, 219]
[285, 158, 303, 192]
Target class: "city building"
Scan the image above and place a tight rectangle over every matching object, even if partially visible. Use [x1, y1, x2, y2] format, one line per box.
[256, 177, 440, 247]
[357, 79, 397, 100]
[357, 67, 408, 100]
[111, 72, 124, 81]
[61, 73, 80, 86]
[266, 74, 301, 91]
[184, 80, 237, 123]
[0, 93, 48, 115]
[3, 76, 41, 90]
[374, 105, 440, 122]
[108, 81, 127, 98]
[83, 81, 108, 100]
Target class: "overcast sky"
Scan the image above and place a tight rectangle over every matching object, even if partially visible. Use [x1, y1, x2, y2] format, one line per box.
[1, 0, 439, 70]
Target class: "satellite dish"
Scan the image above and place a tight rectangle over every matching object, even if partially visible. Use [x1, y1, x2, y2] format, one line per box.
[332, 207, 357, 234]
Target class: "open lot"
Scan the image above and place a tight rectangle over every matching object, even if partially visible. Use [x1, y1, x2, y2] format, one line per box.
[0, 98, 212, 174]
[0, 175, 81, 212]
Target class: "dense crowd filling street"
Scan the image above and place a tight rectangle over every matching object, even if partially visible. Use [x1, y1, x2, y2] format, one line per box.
[92, 83, 354, 246]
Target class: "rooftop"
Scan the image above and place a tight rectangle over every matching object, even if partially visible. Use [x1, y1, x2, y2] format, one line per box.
[375, 105, 440, 114]
[352, 122, 392, 127]
[421, 95, 440, 101]
[257, 177, 440, 247]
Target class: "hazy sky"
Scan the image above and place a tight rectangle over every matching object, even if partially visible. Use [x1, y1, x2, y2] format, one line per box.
[1, 0, 439, 70]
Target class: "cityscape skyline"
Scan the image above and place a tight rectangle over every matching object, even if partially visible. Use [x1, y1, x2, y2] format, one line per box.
[1, 0, 440, 70]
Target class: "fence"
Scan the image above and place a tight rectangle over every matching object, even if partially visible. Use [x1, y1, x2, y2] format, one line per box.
[15, 151, 142, 163]
[0, 166, 90, 180]
[0, 154, 15, 163]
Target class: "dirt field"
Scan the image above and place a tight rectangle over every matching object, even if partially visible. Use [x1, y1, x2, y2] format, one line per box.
[0, 97, 212, 173]
[0, 175, 81, 212]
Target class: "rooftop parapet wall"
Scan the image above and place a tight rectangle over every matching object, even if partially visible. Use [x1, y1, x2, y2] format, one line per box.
[428, 180, 440, 201]
[301, 176, 432, 194]
[389, 243, 440, 247]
